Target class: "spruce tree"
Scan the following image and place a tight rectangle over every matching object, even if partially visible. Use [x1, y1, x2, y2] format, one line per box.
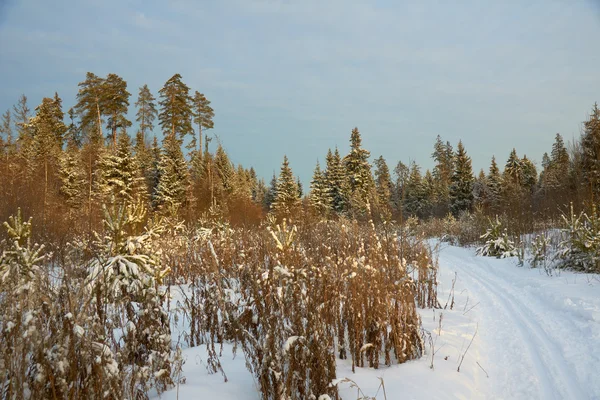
[580, 103, 600, 195]
[248, 167, 259, 202]
[254, 178, 269, 208]
[309, 161, 330, 216]
[29, 94, 66, 152]
[421, 169, 435, 218]
[296, 177, 303, 198]
[542, 133, 570, 193]
[473, 169, 488, 210]
[487, 156, 502, 213]
[504, 148, 523, 187]
[214, 144, 234, 204]
[403, 161, 425, 218]
[192, 91, 214, 153]
[97, 131, 143, 203]
[149, 136, 162, 207]
[542, 152, 551, 170]
[264, 173, 278, 211]
[325, 148, 348, 214]
[134, 131, 151, 193]
[431, 136, 454, 215]
[393, 161, 410, 214]
[551, 133, 569, 168]
[343, 127, 373, 211]
[155, 133, 189, 210]
[374, 155, 392, 214]
[272, 155, 300, 218]
[449, 140, 474, 216]
[135, 84, 157, 144]
[231, 165, 253, 200]
[521, 155, 537, 191]
[158, 74, 194, 142]
[59, 139, 86, 211]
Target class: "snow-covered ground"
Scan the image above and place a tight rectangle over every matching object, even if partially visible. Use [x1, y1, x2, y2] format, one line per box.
[154, 244, 600, 400]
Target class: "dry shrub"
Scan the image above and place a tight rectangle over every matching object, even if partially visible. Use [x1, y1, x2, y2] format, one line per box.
[0, 204, 173, 400]
[171, 217, 434, 399]
[417, 209, 489, 247]
[0, 206, 438, 400]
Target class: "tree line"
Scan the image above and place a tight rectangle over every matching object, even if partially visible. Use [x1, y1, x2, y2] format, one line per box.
[0, 71, 599, 242]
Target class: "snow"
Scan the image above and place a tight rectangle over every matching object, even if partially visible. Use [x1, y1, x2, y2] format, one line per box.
[154, 344, 259, 400]
[441, 244, 600, 399]
[153, 243, 600, 400]
[283, 335, 302, 353]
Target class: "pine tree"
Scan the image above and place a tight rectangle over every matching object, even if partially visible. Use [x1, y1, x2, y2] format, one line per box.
[74, 72, 105, 140]
[12, 94, 31, 143]
[80, 117, 105, 226]
[309, 161, 330, 217]
[1, 109, 14, 153]
[134, 130, 151, 193]
[27, 95, 68, 222]
[149, 136, 161, 207]
[192, 91, 214, 153]
[12, 95, 36, 180]
[449, 140, 474, 216]
[158, 74, 194, 143]
[0, 110, 14, 197]
[272, 155, 300, 218]
[103, 73, 131, 146]
[135, 84, 157, 144]
[343, 127, 373, 211]
[65, 107, 81, 147]
[155, 133, 189, 210]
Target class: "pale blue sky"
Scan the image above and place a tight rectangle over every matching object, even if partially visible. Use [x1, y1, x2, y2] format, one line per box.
[1, 0, 599, 186]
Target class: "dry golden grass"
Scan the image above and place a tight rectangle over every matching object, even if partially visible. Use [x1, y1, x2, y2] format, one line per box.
[0, 208, 438, 400]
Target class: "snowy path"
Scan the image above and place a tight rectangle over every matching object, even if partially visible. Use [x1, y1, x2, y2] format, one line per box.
[441, 245, 600, 400]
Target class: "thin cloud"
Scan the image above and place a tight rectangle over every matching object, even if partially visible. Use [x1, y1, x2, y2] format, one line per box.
[132, 12, 152, 29]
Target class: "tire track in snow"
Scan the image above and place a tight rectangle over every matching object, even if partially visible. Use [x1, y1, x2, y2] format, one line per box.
[443, 252, 588, 400]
